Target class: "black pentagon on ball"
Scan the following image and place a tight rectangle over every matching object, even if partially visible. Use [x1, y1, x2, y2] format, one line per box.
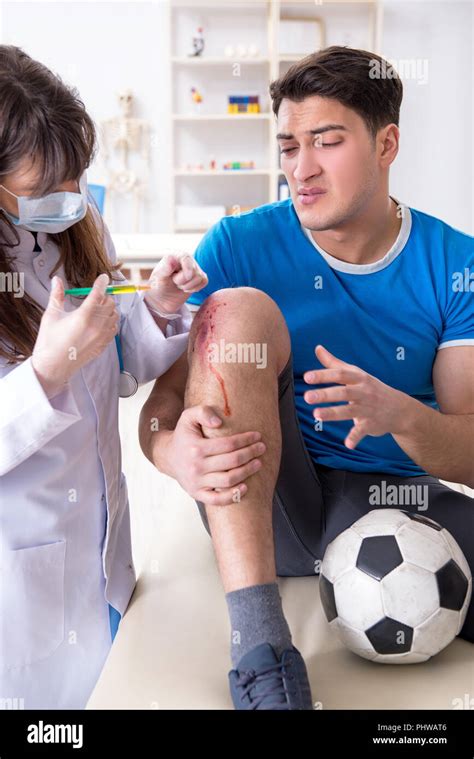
[319, 573, 338, 622]
[402, 511, 442, 531]
[365, 617, 413, 654]
[356, 535, 403, 581]
[436, 559, 469, 611]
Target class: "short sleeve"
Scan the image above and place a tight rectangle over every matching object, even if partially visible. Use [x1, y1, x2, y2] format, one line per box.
[438, 248, 474, 350]
[187, 219, 238, 308]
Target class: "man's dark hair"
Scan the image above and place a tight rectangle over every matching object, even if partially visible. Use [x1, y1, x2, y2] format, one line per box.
[269, 46, 403, 137]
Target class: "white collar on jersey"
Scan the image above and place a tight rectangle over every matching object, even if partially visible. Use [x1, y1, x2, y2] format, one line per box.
[301, 198, 412, 275]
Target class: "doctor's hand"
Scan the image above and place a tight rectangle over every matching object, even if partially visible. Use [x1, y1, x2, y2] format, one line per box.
[303, 345, 408, 450]
[32, 274, 119, 398]
[160, 405, 266, 506]
[144, 252, 208, 317]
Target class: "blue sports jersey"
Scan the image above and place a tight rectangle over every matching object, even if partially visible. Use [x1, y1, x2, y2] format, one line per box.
[187, 199, 474, 476]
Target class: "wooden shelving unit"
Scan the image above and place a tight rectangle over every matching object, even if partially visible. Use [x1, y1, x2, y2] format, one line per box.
[169, 0, 383, 232]
[172, 56, 271, 64]
[174, 169, 272, 176]
[172, 113, 271, 120]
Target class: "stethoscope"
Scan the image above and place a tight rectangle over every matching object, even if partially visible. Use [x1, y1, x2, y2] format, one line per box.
[66, 293, 138, 398]
[115, 334, 139, 398]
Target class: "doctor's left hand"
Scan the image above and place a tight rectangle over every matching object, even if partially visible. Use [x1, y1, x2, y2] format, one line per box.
[144, 252, 208, 317]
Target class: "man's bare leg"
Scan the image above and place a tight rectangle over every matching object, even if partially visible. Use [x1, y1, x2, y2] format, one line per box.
[184, 287, 291, 593]
[184, 287, 313, 709]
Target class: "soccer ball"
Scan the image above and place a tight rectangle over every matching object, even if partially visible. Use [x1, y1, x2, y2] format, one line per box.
[319, 509, 472, 663]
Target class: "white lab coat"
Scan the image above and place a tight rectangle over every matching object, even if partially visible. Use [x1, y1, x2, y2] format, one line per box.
[0, 216, 191, 709]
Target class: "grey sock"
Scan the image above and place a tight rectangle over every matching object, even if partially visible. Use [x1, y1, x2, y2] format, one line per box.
[226, 582, 292, 668]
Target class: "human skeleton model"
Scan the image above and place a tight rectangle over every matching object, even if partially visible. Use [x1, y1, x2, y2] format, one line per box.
[189, 27, 205, 57]
[100, 90, 150, 232]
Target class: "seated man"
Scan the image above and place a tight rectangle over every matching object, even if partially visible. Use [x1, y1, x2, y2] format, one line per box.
[139, 46, 474, 710]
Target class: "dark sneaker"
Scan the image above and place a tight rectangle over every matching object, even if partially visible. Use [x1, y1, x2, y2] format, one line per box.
[229, 643, 313, 710]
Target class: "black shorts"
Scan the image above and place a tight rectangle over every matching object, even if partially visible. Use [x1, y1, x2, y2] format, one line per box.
[195, 354, 474, 643]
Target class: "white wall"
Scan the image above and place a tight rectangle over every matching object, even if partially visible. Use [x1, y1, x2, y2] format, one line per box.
[383, 0, 473, 234]
[1, 0, 473, 234]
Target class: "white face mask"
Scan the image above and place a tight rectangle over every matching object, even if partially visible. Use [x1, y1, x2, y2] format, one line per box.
[0, 171, 89, 233]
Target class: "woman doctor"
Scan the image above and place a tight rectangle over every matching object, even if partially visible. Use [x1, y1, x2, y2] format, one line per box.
[0, 46, 207, 709]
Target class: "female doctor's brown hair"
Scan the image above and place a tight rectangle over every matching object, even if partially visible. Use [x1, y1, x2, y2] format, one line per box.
[0, 45, 120, 364]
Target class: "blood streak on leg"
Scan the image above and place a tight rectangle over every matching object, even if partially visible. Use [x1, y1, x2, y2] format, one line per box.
[193, 301, 231, 416]
[209, 364, 231, 417]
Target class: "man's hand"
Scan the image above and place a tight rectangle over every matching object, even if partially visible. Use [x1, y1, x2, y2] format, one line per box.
[155, 405, 266, 506]
[303, 345, 408, 450]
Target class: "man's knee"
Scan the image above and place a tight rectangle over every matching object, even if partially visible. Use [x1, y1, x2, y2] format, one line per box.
[189, 287, 291, 374]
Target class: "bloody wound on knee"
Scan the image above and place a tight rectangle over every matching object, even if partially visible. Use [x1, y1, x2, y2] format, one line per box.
[193, 301, 231, 417]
